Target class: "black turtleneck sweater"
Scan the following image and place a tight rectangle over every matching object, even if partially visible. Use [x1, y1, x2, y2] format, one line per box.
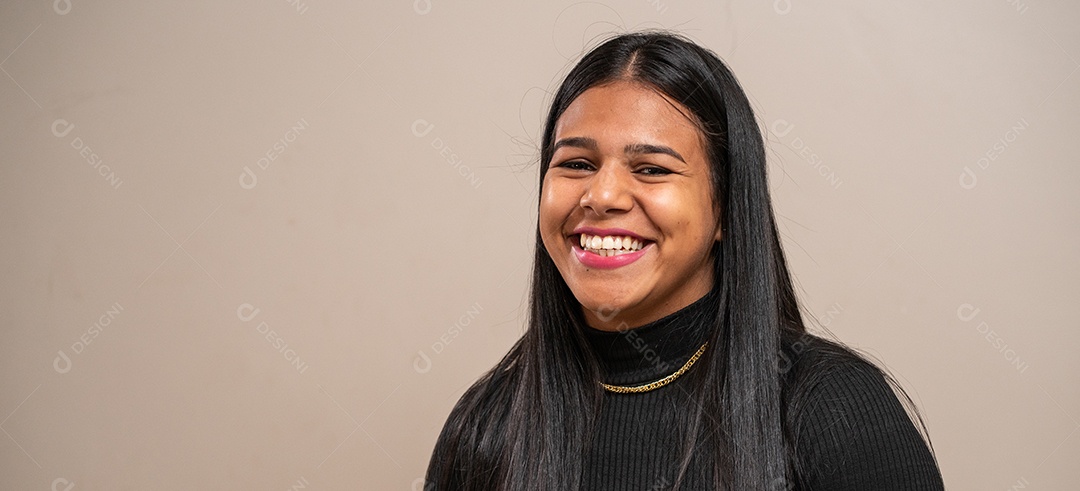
[425, 290, 945, 490]
[579, 290, 945, 490]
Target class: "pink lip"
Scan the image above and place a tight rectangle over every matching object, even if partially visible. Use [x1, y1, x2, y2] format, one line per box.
[571, 238, 652, 270]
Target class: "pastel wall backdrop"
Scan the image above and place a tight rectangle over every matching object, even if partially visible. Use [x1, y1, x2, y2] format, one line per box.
[1, 0, 1076, 489]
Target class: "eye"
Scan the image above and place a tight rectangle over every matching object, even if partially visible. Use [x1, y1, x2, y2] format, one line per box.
[637, 165, 672, 176]
[555, 160, 594, 171]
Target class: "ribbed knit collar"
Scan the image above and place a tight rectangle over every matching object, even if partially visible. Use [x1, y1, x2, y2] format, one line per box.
[580, 288, 718, 386]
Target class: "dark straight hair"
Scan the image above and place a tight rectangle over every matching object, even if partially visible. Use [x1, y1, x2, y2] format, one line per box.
[426, 31, 930, 490]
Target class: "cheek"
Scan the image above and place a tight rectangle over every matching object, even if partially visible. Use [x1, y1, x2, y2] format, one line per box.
[640, 188, 683, 228]
[538, 179, 573, 244]
[646, 187, 716, 240]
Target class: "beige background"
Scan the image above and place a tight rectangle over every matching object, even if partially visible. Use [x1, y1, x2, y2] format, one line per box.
[1, 0, 1076, 489]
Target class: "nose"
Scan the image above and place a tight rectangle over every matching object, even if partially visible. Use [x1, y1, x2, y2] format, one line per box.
[579, 164, 633, 216]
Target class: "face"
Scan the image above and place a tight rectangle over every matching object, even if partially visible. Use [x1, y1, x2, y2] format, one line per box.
[539, 81, 722, 332]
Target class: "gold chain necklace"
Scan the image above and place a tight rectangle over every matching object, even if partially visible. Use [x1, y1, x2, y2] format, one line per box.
[600, 342, 709, 394]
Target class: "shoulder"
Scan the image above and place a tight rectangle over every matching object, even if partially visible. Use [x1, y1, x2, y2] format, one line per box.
[425, 359, 518, 489]
[431, 360, 517, 452]
[780, 332, 945, 490]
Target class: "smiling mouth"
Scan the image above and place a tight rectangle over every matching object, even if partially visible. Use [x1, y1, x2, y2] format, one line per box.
[574, 233, 651, 257]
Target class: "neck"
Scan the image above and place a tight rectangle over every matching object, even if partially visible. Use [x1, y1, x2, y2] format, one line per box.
[579, 287, 718, 386]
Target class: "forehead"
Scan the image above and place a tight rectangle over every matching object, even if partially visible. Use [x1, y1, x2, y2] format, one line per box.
[553, 81, 705, 153]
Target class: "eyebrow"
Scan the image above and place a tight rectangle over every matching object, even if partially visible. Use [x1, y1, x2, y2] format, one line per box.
[552, 137, 686, 163]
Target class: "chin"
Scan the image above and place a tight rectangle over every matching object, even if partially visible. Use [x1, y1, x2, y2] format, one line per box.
[572, 288, 635, 319]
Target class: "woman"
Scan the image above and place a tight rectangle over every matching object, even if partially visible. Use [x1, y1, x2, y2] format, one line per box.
[424, 31, 945, 490]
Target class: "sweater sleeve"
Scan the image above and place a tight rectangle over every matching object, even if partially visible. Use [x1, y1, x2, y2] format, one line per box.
[794, 359, 945, 490]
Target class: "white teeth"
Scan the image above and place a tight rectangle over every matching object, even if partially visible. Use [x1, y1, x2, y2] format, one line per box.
[577, 233, 647, 254]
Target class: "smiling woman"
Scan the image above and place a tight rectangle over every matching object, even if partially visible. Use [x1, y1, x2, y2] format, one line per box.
[423, 31, 945, 490]
[541, 81, 722, 333]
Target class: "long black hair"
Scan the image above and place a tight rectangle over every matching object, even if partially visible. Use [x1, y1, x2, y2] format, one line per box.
[425, 31, 934, 490]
